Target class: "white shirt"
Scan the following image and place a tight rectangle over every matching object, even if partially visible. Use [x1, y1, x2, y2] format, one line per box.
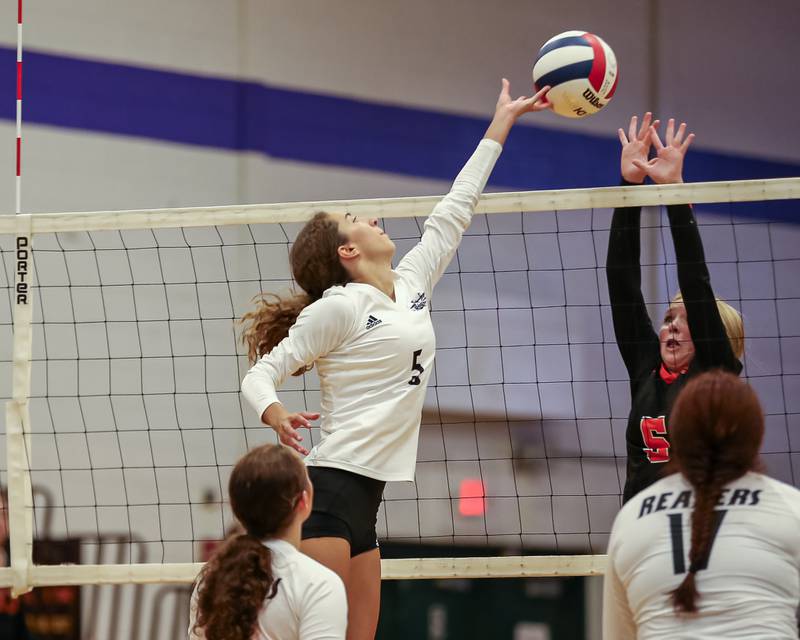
[189, 539, 347, 640]
[242, 138, 502, 481]
[603, 471, 800, 640]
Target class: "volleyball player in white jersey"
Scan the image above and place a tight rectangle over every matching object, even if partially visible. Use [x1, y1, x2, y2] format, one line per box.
[603, 371, 800, 639]
[189, 444, 347, 640]
[240, 79, 551, 639]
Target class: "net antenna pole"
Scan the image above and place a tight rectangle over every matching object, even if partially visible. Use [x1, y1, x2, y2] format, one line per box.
[6, 0, 35, 597]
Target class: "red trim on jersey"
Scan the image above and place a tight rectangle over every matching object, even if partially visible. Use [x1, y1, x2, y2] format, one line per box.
[583, 32, 606, 92]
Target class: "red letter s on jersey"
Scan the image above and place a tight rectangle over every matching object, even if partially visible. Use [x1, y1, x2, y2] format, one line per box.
[640, 416, 669, 463]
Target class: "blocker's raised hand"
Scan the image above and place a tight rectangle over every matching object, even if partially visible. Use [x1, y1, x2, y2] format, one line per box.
[633, 118, 695, 185]
[618, 112, 660, 184]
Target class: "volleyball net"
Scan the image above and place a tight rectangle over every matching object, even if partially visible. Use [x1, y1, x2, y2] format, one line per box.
[1, 178, 798, 595]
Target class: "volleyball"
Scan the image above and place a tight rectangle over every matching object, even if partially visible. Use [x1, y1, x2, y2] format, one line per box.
[532, 30, 619, 118]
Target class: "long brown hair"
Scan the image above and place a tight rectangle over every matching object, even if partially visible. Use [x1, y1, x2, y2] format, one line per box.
[192, 445, 308, 640]
[240, 212, 350, 367]
[668, 370, 764, 613]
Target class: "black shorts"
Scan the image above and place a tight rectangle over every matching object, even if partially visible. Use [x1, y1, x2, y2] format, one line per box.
[302, 466, 385, 557]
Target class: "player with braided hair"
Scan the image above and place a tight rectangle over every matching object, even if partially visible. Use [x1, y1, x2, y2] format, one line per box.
[603, 371, 800, 639]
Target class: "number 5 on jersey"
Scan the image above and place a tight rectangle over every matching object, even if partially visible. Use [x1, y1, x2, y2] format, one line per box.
[408, 349, 424, 386]
[640, 416, 669, 463]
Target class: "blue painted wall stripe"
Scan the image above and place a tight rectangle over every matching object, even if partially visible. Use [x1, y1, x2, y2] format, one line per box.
[1, 47, 798, 219]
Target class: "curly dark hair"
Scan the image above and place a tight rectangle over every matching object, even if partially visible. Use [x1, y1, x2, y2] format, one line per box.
[192, 445, 308, 639]
[240, 212, 350, 369]
[667, 371, 764, 614]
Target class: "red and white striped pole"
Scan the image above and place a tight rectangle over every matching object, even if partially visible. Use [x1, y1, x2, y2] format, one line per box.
[16, 0, 22, 214]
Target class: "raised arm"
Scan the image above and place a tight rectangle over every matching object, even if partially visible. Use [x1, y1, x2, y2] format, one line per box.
[241, 294, 356, 454]
[396, 80, 550, 294]
[638, 120, 740, 371]
[606, 114, 661, 377]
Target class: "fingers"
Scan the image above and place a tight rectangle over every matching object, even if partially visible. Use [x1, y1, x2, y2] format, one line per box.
[679, 132, 695, 154]
[673, 121, 687, 145]
[665, 118, 675, 146]
[531, 84, 550, 103]
[637, 112, 652, 140]
[283, 437, 309, 456]
[300, 411, 321, 420]
[627, 115, 638, 142]
[528, 85, 551, 111]
[500, 77, 511, 100]
[618, 128, 629, 146]
[291, 413, 312, 428]
[279, 424, 309, 455]
[649, 126, 665, 150]
[632, 158, 658, 171]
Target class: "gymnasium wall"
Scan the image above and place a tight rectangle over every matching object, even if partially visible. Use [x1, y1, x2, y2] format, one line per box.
[0, 0, 798, 215]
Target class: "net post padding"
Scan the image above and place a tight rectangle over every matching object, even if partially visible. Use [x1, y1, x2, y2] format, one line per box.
[0, 555, 607, 587]
[0, 178, 797, 233]
[6, 214, 35, 597]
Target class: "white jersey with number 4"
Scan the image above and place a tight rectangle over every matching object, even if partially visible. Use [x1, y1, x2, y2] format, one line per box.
[603, 471, 800, 640]
[242, 139, 502, 482]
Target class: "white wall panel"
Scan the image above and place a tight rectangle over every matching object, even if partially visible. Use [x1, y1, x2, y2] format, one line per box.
[0, 0, 240, 75]
[3, 126, 239, 213]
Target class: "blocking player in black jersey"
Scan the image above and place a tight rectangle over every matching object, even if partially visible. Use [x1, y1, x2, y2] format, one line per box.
[603, 371, 800, 639]
[606, 114, 744, 503]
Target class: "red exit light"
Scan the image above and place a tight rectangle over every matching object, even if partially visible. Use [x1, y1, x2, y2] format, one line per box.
[458, 478, 485, 516]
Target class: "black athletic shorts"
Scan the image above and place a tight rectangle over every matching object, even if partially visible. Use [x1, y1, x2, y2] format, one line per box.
[302, 466, 386, 557]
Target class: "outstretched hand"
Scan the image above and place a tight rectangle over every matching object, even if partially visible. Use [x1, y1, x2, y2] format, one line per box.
[618, 113, 660, 184]
[264, 404, 319, 456]
[485, 79, 551, 145]
[495, 78, 552, 119]
[633, 119, 695, 185]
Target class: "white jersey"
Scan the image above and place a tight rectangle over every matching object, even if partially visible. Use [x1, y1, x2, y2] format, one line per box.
[242, 138, 502, 481]
[603, 471, 800, 640]
[188, 538, 346, 640]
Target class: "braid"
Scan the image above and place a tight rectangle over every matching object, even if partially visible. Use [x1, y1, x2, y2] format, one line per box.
[668, 372, 764, 615]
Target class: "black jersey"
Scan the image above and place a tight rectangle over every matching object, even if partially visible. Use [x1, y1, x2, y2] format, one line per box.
[606, 184, 742, 503]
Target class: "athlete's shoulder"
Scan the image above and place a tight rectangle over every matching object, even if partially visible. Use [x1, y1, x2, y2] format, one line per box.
[301, 287, 359, 317]
[751, 472, 800, 506]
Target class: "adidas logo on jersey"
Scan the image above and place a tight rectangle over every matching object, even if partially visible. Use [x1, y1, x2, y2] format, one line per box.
[365, 315, 382, 330]
[410, 292, 427, 310]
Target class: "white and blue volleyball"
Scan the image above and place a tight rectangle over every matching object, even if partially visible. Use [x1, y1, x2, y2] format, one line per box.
[533, 30, 619, 118]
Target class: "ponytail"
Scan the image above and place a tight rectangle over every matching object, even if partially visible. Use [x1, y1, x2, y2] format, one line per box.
[192, 534, 278, 640]
[670, 466, 726, 613]
[667, 371, 764, 614]
[240, 292, 311, 367]
[239, 211, 350, 368]
[192, 445, 308, 639]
